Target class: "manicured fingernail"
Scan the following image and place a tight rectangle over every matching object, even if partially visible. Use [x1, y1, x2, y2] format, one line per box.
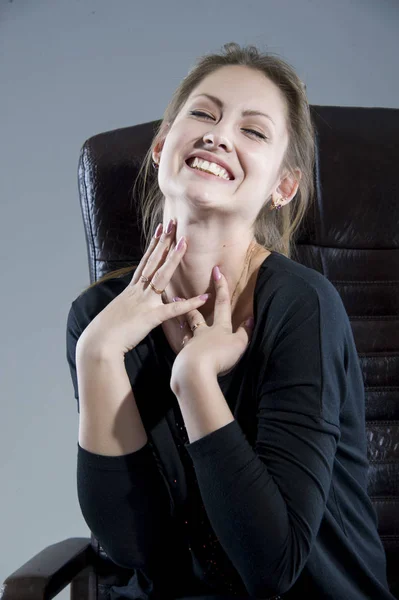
[175, 236, 186, 251]
[166, 218, 174, 234]
[154, 223, 163, 238]
[246, 316, 254, 328]
[213, 265, 221, 281]
[172, 296, 182, 302]
[199, 293, 209, 300]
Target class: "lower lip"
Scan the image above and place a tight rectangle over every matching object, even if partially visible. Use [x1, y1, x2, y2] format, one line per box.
[184, 160, 234, 183]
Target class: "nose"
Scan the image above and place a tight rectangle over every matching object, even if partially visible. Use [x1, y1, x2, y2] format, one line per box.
[203, 127, 233, 152]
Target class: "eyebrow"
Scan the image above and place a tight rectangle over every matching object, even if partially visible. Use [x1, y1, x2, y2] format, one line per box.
[191, 93, 275, 126]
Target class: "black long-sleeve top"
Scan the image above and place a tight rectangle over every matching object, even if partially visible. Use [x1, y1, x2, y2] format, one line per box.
[67, 251, 395, 600]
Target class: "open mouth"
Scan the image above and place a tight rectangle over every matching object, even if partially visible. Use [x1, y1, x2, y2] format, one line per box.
[184, 159, 234, 182]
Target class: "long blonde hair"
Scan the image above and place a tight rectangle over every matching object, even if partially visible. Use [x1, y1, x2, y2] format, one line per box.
[80, 41, 316, 295]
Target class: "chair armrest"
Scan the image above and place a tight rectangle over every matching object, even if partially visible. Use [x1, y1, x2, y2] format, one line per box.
[0, 537, 94, 600]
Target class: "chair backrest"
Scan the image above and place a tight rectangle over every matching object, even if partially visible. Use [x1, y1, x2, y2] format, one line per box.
[77, 105, 399, 597]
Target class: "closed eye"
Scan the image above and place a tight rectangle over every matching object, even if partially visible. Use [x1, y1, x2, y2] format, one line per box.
[189, 110, 268, 140]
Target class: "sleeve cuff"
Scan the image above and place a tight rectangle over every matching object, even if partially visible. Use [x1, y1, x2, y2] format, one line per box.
[184, 418, 250, 461]
[77, 440, 155, 471]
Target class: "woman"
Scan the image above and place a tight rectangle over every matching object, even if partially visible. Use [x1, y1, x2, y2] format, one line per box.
[67, 43, 395, 599]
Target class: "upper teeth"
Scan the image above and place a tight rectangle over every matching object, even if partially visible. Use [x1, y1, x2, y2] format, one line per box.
[188, 157, 231, 180]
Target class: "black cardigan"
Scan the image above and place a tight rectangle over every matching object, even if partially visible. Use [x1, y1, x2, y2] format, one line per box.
[67, 251, 394, 600]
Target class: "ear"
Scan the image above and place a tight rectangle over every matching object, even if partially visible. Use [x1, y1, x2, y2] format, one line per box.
[152, 122, 171, 163]
[276, 168, 302, 206]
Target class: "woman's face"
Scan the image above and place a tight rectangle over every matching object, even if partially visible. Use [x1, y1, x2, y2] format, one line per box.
[155, 65, 294, 222]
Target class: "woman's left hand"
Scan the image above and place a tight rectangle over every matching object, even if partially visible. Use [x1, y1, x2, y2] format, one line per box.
[170, 266, 255, 391]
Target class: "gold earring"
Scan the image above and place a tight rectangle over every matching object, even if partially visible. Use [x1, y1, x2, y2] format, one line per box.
[269, 195, 284, 211]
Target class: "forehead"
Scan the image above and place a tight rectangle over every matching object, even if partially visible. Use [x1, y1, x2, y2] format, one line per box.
[187, 65, 287, 129]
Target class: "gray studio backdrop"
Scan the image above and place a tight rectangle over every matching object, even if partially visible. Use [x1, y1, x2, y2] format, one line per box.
[1, 0, 398, 597]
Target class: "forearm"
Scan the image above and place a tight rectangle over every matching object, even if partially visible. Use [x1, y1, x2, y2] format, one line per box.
[75, 345, 180, 572]
[172, 370, 235, 444]
[77, 439, 181, 572]
[175, 373, 339, 596]
[76, 344, 148, 455]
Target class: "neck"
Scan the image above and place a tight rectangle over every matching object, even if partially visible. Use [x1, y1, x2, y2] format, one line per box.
[163, 223, 258, 323]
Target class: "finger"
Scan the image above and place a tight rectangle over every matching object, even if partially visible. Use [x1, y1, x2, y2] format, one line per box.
[171, 297, 194, 337]
[212, 266, 232, 324]
[160, 293, 211, 324]
[167, 240, 177, 257]
[149, 231, 186, 292]
[172, 296, 189, 329]
[184, 305, 208, 332]
[143, 219, 176, 279]
[131, 222, 164, 284]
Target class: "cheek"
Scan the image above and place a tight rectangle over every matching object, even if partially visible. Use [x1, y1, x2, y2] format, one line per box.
[162, 129, 191, 166]
[241, 162, 276, 208]
[157, 137, 186, 193]
[243, 158, 271, 186]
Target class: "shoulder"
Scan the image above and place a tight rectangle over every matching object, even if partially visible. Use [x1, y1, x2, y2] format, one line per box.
[67, 271, 132, 336]
[256, 251, 349, 326]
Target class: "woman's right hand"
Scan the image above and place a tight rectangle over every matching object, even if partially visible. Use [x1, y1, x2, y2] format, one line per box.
[76, 219, 210, 359]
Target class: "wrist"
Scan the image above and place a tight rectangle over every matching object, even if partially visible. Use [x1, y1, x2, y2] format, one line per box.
[171, 363, 217, 397]
[76, 335, 125, 365]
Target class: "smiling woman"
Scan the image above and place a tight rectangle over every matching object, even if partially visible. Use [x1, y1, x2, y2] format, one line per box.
[81, 42, 315, 297]
[69, 42, 396, 600]
[138, 45, 312, 262]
